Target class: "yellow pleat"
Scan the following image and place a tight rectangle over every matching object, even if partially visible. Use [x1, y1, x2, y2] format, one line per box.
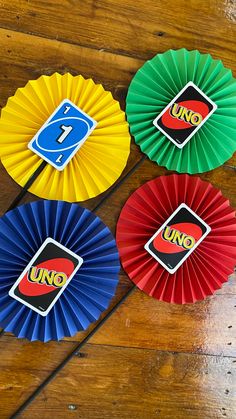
[0, 73, 131, 201]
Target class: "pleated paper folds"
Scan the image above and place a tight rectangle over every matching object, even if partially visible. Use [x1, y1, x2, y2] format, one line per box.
[126, 49, 236, 173]
[116, 174, 236, 303]
[0, 73, 131, 201]
[0, 200, 120, 341]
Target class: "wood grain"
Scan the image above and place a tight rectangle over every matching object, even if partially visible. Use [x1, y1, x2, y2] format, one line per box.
[0, 27, 141, 105]
[0, 0, 235, 69]
[0, 24, 234, 212]
[2, 158, 234, 416]
[0, 161, 21, 215]
[0, 274, 133, 418]
[0, 26, 143, 213]
[89, 275, 236, 357]
[19, 344, 236, 419]
[0, 336, 77, 418]
[0, 1, 235, 418]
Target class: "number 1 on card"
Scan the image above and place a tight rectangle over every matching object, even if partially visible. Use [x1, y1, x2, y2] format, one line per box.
[28, 99, 97, 170]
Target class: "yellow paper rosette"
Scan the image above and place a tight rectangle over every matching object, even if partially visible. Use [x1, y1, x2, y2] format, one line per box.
[0, 73, 130, 201]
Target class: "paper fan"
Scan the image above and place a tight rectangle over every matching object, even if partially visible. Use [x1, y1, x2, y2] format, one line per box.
[0, 73, 130, 201]
[0, 200, 120, 341]
[126, 49, 236, 173]
[116, 174, 236, 303]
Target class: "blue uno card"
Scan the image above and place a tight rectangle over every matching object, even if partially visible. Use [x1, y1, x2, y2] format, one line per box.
[28, 99, 97, 170]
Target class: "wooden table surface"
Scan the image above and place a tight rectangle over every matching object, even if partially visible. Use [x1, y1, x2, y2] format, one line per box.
[0, 1, 235, 418]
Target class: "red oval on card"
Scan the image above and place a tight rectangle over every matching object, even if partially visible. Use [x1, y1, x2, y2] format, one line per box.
[153, 222, 202, 254]
[18, 258, 74, 296]
[161, 100, 209, 130]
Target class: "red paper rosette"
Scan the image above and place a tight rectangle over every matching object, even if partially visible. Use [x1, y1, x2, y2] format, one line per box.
[116, 174, 236, 304]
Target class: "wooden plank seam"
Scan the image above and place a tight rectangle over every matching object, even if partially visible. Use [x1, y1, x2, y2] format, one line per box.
[0, 132, 235, 415]
[11, 287, 136, 418]
[0, 154, 147, 417]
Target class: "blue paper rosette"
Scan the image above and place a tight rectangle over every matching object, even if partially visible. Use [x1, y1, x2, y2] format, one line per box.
[0, 200, 120, 341]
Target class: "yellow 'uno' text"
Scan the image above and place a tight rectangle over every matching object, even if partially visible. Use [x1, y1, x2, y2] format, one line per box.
[28, 267, 67, 287]
[162, 226, 195, 250]
[170, 103, 202, 126]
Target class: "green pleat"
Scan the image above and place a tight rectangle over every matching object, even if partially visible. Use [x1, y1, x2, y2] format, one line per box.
[126, 49, 236, 173]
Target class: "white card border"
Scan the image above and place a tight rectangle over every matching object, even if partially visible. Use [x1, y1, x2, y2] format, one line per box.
[8, 237, 84, 316]
[153, 81, 217, 149]
[144, 203, 211, 274]
[28, 98, 97, 171]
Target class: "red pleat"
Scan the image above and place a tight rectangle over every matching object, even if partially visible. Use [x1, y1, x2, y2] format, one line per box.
[116, 174, 236, 304]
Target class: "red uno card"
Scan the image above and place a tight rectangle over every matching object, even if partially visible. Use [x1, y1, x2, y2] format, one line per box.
[9, 238, 83, 316]
[144, 203, 211, 274]
[153, 82, 217, 148]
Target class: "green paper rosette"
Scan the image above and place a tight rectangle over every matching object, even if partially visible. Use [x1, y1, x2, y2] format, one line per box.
[126, 49, 236, 173]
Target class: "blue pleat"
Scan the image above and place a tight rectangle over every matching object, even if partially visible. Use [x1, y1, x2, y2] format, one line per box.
[0, 200, 120, 341]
